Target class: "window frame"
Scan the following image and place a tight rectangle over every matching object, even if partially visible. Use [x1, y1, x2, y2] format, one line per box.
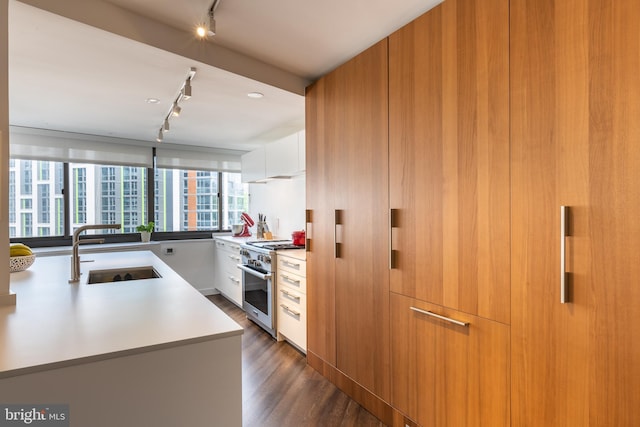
[9, 161, 245, 247]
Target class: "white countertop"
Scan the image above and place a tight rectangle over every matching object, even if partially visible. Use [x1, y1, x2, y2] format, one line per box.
[0, 250, 243, 379]
[214, 235, 306, 260]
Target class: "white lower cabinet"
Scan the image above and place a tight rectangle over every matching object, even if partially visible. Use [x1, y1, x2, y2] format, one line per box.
[214, 238, 242, 307]
[276, 253, 307, 352]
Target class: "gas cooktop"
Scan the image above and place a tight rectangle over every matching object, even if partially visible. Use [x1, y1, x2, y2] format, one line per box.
[246, 240, 303, 250]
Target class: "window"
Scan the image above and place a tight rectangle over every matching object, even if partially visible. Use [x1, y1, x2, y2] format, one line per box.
[9, 156, 246, 243]
[155, 168, 247, 232]
[9, 160, 64, 238]
[69, 163, 147, 235]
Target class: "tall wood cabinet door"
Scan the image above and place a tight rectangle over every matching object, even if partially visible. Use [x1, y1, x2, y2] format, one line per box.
[388, 0, 510, 324]
[511, 0, 640, 425]
[391, 292, 510, 426]
[332, 39, 391, 401]
[305, 77, 337, 366]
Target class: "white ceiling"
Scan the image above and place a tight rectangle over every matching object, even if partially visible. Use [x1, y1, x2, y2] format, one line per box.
[8, 0, 442, 152]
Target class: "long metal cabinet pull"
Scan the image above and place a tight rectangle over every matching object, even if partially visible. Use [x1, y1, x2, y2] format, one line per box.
[280, 304, 301, 317]
[305, 209, 312, 252]
[560, 205, 569, 303]
[280, 289, 301, 302]
[389, 209, 397, 269]
[410, 306, 469, 327]
[334, 209, 341, 258]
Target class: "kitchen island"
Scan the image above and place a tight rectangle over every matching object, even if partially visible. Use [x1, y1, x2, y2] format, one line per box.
[0, 250, 243, 426]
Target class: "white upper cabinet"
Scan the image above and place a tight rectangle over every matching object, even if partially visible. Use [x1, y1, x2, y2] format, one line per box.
[242, 131, 305, 183]
[241, 147, 266, 183]
[266, 133, 299, 178]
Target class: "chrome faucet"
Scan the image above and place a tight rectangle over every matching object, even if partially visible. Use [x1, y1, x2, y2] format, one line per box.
[69, 223, 122, 283]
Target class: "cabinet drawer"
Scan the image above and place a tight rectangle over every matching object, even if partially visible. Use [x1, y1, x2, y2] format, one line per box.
[277, 287, 307, 352]
[277, 256, 306, 277]
[391, 292, 510, 427]
[277, 270, 306, 294]
[222, 273, 242, 306]
[215, 239, 241, 255]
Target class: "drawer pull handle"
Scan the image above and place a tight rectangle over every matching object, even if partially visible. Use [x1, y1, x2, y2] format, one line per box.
[560, 206, 570, 304]
[228, 276, 240, 284]
[282, 260, 301, 268]
[228, 255, 241, 261]
[280, 304, 300, 317]
[281, 274, 301, 285]
[389, 208, 398, 269]
[280, 289, 301, 301]
[410, 306, 469, 327]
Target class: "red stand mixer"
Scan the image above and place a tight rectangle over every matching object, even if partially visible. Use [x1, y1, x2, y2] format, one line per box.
[234, 212, 254, 237]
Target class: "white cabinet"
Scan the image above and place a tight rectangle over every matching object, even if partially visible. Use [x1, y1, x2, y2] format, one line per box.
[266, 133, 299, 178]
[214, 238, 243, 307]
[242, 131, 305, 183]
[241, 147, 266, 183]
[276, 252, 307, 352]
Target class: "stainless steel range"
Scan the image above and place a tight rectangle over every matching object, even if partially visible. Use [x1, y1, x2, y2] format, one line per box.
[238, 240, 302, 337]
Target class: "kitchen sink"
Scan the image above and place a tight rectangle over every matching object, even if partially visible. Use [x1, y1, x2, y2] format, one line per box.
[87, 266, 161, 284]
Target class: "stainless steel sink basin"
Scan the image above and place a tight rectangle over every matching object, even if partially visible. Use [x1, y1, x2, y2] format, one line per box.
[87, 266, 161, 284]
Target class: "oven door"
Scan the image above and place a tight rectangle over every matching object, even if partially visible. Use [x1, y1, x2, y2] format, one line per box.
[238, 264, 275, 336]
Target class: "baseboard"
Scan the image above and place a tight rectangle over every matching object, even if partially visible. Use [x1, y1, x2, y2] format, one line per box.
[307, 351, 418, 427]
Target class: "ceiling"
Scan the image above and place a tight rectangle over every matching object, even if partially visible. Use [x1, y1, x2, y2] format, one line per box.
[8, 0, 442, 152]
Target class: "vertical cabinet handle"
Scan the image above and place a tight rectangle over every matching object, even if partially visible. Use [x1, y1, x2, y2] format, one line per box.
[305, 209, 312, 252]
[389, 209, 398, 269]
[334, 209, 341, 258]
[560, 206, 570, 303]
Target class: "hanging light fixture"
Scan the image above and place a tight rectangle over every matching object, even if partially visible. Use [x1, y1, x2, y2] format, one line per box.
[171, 103, 182, 117]
[154, 67, 197, 142]
[196, 0, 222, 38]
[182, 79, 192, 99]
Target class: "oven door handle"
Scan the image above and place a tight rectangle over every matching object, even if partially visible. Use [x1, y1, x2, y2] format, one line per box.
[237, 264, 272, 280]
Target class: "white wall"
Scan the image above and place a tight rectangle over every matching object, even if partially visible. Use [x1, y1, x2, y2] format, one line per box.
[0, 0, 13, 305]
[248, 175, 305, 239]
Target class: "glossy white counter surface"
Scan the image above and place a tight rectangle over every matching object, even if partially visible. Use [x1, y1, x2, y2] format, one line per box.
[214, 235, 252, 245]
[0, 250, 243, 379]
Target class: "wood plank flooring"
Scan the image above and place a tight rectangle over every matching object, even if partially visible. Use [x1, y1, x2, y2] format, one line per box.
[207, 294, 386, 427]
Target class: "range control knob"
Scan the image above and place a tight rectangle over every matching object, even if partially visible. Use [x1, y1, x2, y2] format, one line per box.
[263, 255, 272, 264]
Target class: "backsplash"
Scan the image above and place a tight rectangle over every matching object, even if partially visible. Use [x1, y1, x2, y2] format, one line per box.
[248, 175, 305, 239]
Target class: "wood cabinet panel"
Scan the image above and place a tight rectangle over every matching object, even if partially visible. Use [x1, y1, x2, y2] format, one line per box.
[332, 39, 390, 401]
[511, 0, 640, 424]
[391, 292, 510, 426]
[305, 77, 337, 366]
[388, 0, 510, 324]
[306, 39, 390, 399]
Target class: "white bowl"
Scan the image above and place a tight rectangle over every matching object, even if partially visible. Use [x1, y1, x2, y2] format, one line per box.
[10, 254, 36, 272]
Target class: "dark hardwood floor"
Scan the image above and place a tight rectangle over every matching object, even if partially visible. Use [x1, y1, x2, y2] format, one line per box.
[207, 294, 386, 427]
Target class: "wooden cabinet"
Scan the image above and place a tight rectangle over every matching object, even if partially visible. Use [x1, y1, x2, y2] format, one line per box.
[276, 252, 307, 352]
[388, 0, 510, 325]
[387, 1, 510, 424]
[213, 238, 242, 307]
[306, 39, 390, 400]
[391, 292, 510, 427]
[305, 76, 337, 366]
[511, 0, 640, 424]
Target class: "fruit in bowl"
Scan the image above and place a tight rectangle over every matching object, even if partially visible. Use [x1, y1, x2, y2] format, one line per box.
[10, 243, 36, 272]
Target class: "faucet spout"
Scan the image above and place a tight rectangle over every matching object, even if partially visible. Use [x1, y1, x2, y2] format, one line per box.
[69, 223, 121, 283]
[72, 223, 122, 247]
